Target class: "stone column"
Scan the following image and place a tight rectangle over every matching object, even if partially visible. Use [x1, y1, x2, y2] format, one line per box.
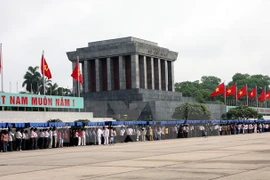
[171, 61, 175, 92]
[83, 60, 89, 93]
[72, 61, 77, 94]
[106, 57, 111, 91]
[131, 54, 140, 88]
[139, 56, 147, 89]
[95, 58, 100, 92]
[119, 56, 126, 89]
[164, 60, 168, 91]
[150, 57, 155, 89]
[158, 59, 162, 90]
[155, 58, 161, 90]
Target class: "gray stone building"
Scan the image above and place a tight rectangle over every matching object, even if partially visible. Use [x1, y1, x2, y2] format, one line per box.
[67, 37, 225, 120]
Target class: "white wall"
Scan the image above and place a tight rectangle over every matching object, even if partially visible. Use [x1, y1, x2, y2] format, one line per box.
[0, 111, 96, 122]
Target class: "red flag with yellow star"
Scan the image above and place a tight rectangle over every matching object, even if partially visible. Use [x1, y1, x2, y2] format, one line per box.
[41, 53, 52, 79]
[237, 85, 247, 99]
[210, 82, 225, 97]
[266, 91, 270, 100]
[71, 60, 82, 84]
[248, 88, 256, 99]
[258, 90, 266, 102]
[226, 84, 237, 96]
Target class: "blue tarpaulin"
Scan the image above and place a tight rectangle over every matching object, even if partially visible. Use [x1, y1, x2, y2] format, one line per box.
[1, 119, 270, 129]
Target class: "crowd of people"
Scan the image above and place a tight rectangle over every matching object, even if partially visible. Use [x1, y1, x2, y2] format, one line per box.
[1, 122, 269, 153]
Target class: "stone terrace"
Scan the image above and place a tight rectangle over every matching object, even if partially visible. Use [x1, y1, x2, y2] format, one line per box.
[1, 133, 270, 180]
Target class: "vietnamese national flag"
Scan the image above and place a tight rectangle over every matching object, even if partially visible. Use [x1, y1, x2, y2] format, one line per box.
[248, 88, 256, 99]
[71, 60, 82, 84]
[210, 82, 225, 97]
[258, 90, 266, 102]
[237, 85, 247, 99]
[41, 53, 52, 79]
[226, 84, 237, 96]
[266, 91, 270, 100]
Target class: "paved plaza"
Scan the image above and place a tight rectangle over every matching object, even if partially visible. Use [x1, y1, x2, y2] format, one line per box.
[1, 133, 270, 180]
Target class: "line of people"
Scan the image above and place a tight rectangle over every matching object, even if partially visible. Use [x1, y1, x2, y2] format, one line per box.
[1, 123, 269, 153]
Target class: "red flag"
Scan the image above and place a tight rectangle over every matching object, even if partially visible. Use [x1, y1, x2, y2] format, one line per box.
[237, 85, 247, 99]
[266, 91, 270, 100]
[248, 88, 256, 99]
[258, 90, 266, 102]
[41, 54, 52, 79]
[210, 82, 225, 97]
[71, 60, 82, 84]
[226, 84, 237, 96]
[0, 43, 2, 74]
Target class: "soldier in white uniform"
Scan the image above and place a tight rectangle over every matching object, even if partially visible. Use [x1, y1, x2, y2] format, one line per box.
[97, 127, 103, 145]
[103, 126, 109, 145]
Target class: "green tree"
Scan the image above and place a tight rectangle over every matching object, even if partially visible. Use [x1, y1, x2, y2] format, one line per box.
[47, 119, 63, 122]
[39, 77, 51, 95]
[22, 66, 41, 94]
[172, 102, 211, 120]
[225, 105, 258, 120]
[74, 119, 90, 123]
[228, 73, 270, 92]
[57, 87, 72, 96]
[201, 76, 221, 90]
[46, 82, 59, 95]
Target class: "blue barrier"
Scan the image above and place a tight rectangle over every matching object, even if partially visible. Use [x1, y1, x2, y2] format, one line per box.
[1, 120, 270, 128]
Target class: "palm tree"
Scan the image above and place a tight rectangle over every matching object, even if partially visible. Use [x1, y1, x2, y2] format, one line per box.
[22, 66, 41, 94]
[46, 82, 59, 95]
[57, 87, 72, 96]
[39, 77, 52, 95]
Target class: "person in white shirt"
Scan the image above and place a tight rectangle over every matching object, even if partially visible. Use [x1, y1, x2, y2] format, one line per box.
[39, 129, 45, 149]
[248, 124, 253, 133]
[120, 127, 126, 143]
[184, 125, 189, 138]
[81, 129, 86, 146]
[136, 128, 141, 141]
[44, 129, 50, 149]
[157, 127, 162, 140]
[141, 127, 146, 141]
[48, 128, 53, 148]
[23, 130, 30, 150]
[8, 129, 14, 151]
[97, 127, 103, 145]
[110, 128, 117, 145]
[16, 129, 23, 151]
[259, 123, 263, 133]
[125, 127, 133, 142]
[238, 124, 242, 134]
[52, 127, 58, 148]
[30, 128, 35, 150]
[103, 126, 109, 145]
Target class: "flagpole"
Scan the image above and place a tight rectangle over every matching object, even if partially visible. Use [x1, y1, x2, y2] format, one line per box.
[0, 43, 3, 92]
[246, 84, 248, 106]
[235, 83, 237, 106]
[256, 85, 258, 108]
[16, 81, 19, 93]
[42, 51, 46, 112]
[77, 56, 80, 112]
[265, 87, 267, 108]
[224, 81, 226, 106]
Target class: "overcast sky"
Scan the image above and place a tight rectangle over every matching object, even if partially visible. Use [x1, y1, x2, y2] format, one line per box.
[0, 0, 270, 93]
